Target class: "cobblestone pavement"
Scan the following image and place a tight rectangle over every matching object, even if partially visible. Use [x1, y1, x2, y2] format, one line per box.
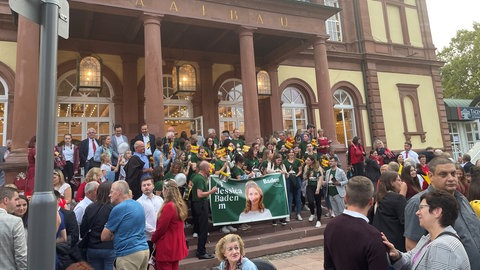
[256, 246, 324, 270]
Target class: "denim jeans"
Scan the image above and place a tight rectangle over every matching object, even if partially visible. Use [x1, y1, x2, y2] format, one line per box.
[287, 176, 302, 215]
[87, 248, 115, 270]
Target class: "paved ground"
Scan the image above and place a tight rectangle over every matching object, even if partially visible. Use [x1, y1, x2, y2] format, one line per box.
[256, 246, 324, 270]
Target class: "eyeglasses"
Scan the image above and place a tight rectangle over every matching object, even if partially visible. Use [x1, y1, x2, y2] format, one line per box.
[418, 204, 430, 210]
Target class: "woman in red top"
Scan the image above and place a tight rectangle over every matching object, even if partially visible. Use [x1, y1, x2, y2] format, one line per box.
[347, 136, 366, 176]
[152, 179, 188, 270]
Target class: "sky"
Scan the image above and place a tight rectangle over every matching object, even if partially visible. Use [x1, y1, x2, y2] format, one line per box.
[425, 0, 479, 51]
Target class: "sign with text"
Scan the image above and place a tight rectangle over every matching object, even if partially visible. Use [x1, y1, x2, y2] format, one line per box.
[209, 173, 289, 226]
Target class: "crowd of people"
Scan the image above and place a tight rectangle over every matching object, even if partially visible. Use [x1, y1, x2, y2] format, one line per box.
[3, 122, 480, 270]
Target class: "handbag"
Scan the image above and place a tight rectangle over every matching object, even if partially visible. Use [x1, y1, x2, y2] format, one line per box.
[77, 204, 103, 249]
[288, 173, 299, 190]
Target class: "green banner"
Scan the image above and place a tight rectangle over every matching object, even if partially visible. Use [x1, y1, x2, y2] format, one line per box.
[209, 173, 289, 226]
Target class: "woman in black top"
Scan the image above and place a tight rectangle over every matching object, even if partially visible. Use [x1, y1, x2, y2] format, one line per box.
[80, 182, 115, 270]
[372, 171, 407, 252]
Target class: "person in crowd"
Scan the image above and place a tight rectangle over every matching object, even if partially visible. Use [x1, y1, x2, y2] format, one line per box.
[467, 166, 480, 217]
[132, 124, 155, 161]
[151, 180, 189, 270]
[284, 148, 303, 221]
[316, 128, 331, 155]
[80, 182, 115, 270]
[203, 136, 216, 160]
[372, 171, 407, 252]
[152, 166, 165, 196]
[99, 153, 117, 182]
[401, 141, 419, 164]
[54, 169, 72, 209]
[401, 164, 424, 200]
[24, 135, 36, 196]
[231, 128, 245, 149]
[74, 181, 99, 226]
[384, 190, 470, 270]
[136, 176, 164, 257]
[125, 140, 153, 200]
[238, 181, 272, 222]
[191, 161, 218, 260]
[153, 138, 168, 169]
[54, 189, 79, 246]
[216, 234, 258, 270]
[462, 154, 474, 174]
[456, 164, 469, 197]
[243, 143, 260, 175]
[79, 128, 100, 173]
[0, 186, 27, 270]
[231, 154, 254, 180]
[0, 139, 11, 186]
[117, 150, 132, 181]
[13, 194, 29, 239]
[374, 139, 395, 165]
[259, 149, 274, 175]
[324, 176, 388, 270]
[347, 136, 366, 176]
[324, 156, 348, 217]
[57, 133, 80, 188]
[365, 150, 381, 192]
[404, 157, 480, 270]
[76, 167, 102, 203]
[94, 135, 118, 167]
[396, 154, 405, 174]
[303, 155, 323, 228]
[101, 180, 149, 270]
[302, 142, 318, 161]
[110, 124, 128, 158]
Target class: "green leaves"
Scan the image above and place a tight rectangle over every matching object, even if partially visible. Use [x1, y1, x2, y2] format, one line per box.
[438, 22, 480, 99]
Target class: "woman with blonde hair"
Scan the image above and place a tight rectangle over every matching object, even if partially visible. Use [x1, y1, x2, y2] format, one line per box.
[238, 181, 272, 222]
[215, 234, 257, 270]
[151, 179, 188, 270]
[53, 169, 72, 209]
[75, 167, 102, 202]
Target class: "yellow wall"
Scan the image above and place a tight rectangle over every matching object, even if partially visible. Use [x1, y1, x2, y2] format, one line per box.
[0, 42, 17, 71]
[387, 5, 404, 44]
[368, 0, 387, 42]
[377, 72, 443, 150]
[406, 7, 424, 47]
[277, 65, 316, 94]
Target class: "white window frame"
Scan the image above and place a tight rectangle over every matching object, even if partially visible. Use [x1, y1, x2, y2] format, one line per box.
[281, 86, 308, 134]
[333, 89, 355, 147]
[324, 0, 343, 42]
[218, 79, 244, 133]
[0, 77, 8, 145]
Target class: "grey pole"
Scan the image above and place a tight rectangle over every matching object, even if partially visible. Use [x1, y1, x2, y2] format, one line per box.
[27, 1, 60, 269]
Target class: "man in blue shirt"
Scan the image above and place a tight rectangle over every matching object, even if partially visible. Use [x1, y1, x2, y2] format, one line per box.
[101, 180, 149, 270]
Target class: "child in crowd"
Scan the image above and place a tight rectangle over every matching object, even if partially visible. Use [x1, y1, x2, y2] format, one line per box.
[100, 153, 117, 182]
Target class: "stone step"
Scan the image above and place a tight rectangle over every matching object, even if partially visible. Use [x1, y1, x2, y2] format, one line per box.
[179, 217, 329, 270]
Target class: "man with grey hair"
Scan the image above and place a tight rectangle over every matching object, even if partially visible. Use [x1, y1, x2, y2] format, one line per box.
[101, 180, 149, 270]
[0, 186, 27, 269]
[207, 128, 219, 147]
[74, 181, 99, 225]
[324, 176, 388, 269]
[125, 140, 152, 200]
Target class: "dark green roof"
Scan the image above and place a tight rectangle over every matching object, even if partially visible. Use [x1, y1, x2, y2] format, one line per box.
[444, 99, 473, 108]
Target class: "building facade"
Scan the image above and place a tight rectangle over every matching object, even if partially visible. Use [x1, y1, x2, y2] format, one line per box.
[0, 0, 450, 177]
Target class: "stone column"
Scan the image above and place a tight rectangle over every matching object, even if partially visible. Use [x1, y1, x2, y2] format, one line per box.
[313, 36, 337, 143]
[239, 27, 261, 143]
[267, 65, 282, 133]
[121, 54, 139, 138]
[199, 61, 217, 135]
[143, 14, 165, 137]
[12, 17, 40, 149]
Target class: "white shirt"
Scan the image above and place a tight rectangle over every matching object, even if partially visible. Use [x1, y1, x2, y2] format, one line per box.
[63, 145, 74, 162]
[87, 139, 98, 160]
[401, 150, 419, 164]
[114, 135, 125, 145]
[73, 196, 93, 226]
[137, 194, 164, 240]
[343, 209, 369, 223]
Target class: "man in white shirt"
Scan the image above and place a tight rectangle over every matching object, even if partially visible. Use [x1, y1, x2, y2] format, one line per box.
[136, 175, 163, 256]
[74, 181, 99, 226]
[133, 124, 155, 160]
[401, 141, 419, 164]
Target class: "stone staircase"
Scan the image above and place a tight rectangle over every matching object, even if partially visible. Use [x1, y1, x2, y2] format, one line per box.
[179, 211, 330, 270]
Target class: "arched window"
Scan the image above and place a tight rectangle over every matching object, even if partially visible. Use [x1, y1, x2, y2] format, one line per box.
[56, 70, 114, 144]
[218, 79, 244, 133]
[162, 74, 195, 135]
[0, 77, 8, 145]
[282, 87, 308, 134]
[333, 89, 355, 147]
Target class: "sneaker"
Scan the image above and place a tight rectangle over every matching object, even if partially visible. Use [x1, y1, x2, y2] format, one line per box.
[303, 205, 310, 211]
[285, 216, 290, 222]
[281, 219, 287, 226]
[227, 225, 237, 232]
[272, 220, 278, 226]
[308, 214, 315, 222]
[315, 221, 322, 228]
[193, 233, 198, 238]
[221, 226, 230, 233]
[238, 224, 251, 231]
[297, 214, 303, 221]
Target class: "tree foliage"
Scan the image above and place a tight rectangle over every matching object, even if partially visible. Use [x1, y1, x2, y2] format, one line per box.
[438, 22, 480, 99]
